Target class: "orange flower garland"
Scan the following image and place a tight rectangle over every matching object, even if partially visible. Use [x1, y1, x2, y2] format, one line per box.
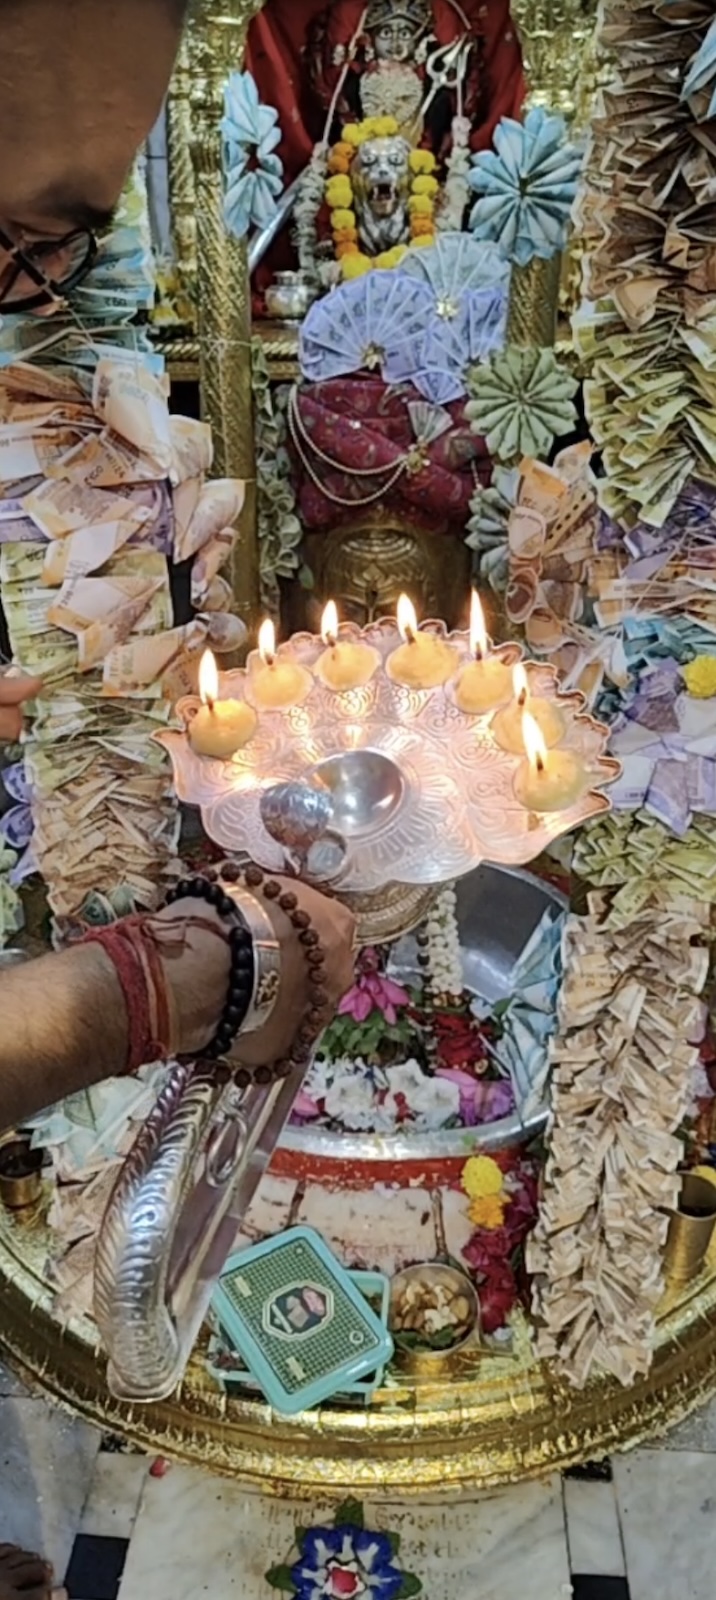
[325, 117, 438, 279]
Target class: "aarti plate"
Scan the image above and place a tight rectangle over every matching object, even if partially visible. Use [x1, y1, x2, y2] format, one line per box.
[156, 618, 619, 893]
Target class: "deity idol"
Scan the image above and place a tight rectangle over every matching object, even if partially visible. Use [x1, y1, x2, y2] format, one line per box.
[309, 0, 485, 157]
[350, 132, 413, 255]
[356, 0, 432, 133]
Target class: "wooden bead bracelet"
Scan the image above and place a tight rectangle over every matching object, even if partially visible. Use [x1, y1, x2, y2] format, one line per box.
[217, 860, 331, 1088]
[169, 862, 331, 1089]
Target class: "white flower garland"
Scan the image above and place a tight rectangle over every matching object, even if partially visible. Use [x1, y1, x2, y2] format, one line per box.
[421, 884, 464, 1002]
[293, 145, 330, 283]
[436, 116, 472, 234]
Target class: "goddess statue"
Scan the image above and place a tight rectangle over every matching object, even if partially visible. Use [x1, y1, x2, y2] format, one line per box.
[310, 0, 485, 156]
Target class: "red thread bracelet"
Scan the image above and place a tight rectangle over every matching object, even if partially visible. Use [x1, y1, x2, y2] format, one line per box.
[81, 917, 173, 1075]
[80, 913, 235, 1076]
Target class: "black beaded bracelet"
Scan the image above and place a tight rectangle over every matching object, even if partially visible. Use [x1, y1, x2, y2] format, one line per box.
[165, 876, 255, 1061]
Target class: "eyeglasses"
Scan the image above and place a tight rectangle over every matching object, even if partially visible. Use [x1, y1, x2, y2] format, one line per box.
[0, 224, 97, 312]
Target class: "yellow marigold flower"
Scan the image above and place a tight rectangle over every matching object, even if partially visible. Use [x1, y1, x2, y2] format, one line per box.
[410, 229, 435, 246]
[683, 656, 716, 699]
[375, 245, 408, 270]
[372, 115, 399, 138]
[326, 175, 353, 208]
[343, 124, 363, 148]
[462, 1154, 504, 1200]
[468, 1194, 506, 1230]
[341, 253, 373, 280]
[412, 174, 439, 196]
[408, 193, 433, 216]
[409, 149, 438, 175]
[331, 208, 357, 231]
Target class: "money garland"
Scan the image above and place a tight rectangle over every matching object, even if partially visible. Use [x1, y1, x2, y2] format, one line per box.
[574, 1, 716, 529]
[0, 166, 246, 935]
[530, 0, 716, 1387]
[528, 898, 710, 1388]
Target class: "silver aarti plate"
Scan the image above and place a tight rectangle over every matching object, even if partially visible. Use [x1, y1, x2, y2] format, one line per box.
[157, 619, 618, 893]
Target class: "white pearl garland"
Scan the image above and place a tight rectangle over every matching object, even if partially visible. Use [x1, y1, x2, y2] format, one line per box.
[423, 885, 464, 1003]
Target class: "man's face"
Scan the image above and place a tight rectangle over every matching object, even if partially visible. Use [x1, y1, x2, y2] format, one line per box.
[0, 0, 185, 301]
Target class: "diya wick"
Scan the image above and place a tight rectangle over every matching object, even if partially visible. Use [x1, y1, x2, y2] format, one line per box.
[386, 594, 458, 691]
[188, 650, 257, 759]
[314, 600, 380, 692]
[513, 710, 589, 815]
[249, 618, 313, 710]
[452, 590, 513, 715]
[492, 662, 566, 754]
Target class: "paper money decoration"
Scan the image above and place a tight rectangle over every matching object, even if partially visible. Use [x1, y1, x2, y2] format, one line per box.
[465, 465, 519, 591]
[222, 70, 284, 237]
[465, 346, 578, 461]
[468, 108, 584, 266]
[576, 3, 716, 527]
[299, 265, 505, 405]
[0, 164, 245, 927]
[528, 901, 710, 1388]
[495, 906, 565, 1120]
[681, 15, 716, 121]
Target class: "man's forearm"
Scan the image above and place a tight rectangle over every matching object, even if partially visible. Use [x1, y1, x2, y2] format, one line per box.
[0, 944, 129, 1132]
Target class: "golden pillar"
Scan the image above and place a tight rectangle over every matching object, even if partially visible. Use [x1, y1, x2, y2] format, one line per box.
[510, 0, 602, 128]
[165, 30, 198, 297]
[509, 0, 602, 340]
[186, 0, 261, 629]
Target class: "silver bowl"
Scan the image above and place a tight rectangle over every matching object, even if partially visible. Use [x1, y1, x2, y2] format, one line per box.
[309, 750, 406, 838]
[280, 862, 566, 1159]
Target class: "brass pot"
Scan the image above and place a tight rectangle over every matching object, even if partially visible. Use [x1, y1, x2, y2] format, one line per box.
[663, 1173, 716, 1288]
[389, 1263, 481, 1378]
[0, 1136, 44, 1212]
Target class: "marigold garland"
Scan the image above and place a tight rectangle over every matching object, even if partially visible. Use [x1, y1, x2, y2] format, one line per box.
[326, 116, 437, 279]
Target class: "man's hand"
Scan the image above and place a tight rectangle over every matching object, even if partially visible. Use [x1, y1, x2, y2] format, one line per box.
[0, 672, 43, 742]
[157, 878, 356, 1066]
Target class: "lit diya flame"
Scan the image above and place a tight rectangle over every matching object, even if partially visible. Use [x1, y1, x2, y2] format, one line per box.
[469, 589, 489, 661]
[321, 600, 339, 648]
[513, 661, 529, 708]
[316, 598, 380, 691]
[388, 593, 457, 689]
[514, 704, 587, 813]
[189, 647, 257, 757]
[251, 615, 312, 710]
[452, 589, 513, 714]
[397, 592, 418, 644]
[258, 617, 276, 666]
[522, 707, 547, 775]
[198, 647, 219, 710]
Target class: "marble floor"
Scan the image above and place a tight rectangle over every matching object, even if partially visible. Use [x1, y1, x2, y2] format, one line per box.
[1, 1360, 714, 1600]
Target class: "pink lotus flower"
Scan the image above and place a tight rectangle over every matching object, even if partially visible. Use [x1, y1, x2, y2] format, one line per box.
[338, 955, 410, 1027]
[292, 1089, 322, 1121]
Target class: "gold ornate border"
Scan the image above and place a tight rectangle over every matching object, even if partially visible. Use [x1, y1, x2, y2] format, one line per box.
[1, 1208, 714, 1494]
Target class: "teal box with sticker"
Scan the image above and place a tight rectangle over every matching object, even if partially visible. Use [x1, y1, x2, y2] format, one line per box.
[208, 1267, 391, 1405]
[210, 1226, 394, 1415]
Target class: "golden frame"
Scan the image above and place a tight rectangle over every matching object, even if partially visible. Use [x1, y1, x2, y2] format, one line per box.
[162, 0, 600, 626]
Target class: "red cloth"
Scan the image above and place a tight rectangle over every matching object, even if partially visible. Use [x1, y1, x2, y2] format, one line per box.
[246, 1, 524, 285]
[291, 375, 490, 532]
